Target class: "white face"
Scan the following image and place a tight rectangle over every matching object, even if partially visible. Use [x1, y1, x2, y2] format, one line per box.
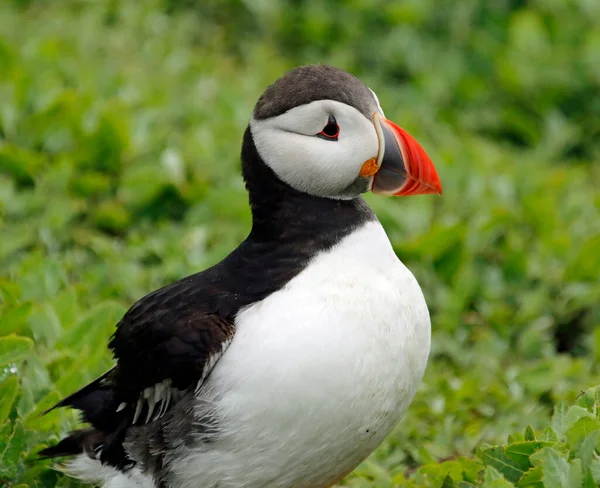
[249, 99, 380, 199]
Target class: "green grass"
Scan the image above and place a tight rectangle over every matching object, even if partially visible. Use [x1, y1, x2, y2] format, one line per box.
[1, 1, 599, 486]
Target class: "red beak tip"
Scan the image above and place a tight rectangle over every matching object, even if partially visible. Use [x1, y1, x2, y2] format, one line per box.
[431, 179, 443, 196]
[376, 117, 443, 197]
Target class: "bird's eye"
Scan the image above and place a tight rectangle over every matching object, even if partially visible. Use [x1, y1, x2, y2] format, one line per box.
[316, 115, 339, 141]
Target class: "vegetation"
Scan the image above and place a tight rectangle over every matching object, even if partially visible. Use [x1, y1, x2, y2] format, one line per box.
[1, 0, 599, 486]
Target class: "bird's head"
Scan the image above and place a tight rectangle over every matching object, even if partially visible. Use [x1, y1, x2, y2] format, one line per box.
[247, 65, 442, 200]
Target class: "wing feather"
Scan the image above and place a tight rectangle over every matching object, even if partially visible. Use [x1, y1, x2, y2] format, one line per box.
[41, 273, 236, 468]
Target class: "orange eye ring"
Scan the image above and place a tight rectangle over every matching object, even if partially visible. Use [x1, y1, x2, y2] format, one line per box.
[316, 115, 339, 141]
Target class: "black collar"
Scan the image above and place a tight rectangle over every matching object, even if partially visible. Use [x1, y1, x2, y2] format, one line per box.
[241, 126, 375, 250]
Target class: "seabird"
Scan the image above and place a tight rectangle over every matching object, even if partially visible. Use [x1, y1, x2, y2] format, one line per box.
[41, 65, 442, 488]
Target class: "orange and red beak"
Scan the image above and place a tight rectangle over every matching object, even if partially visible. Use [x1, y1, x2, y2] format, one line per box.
[367, 114, 442, 196]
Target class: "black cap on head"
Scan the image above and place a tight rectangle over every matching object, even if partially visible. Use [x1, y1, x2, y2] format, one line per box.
[253, 65, 376, 120]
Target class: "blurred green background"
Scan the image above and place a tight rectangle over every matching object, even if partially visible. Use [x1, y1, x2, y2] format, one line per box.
[1, 0, 599, 487]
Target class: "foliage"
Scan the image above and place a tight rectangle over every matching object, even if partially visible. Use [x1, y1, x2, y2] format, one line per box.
[392, 386, 600, 488]
[0, 0, 599, 487]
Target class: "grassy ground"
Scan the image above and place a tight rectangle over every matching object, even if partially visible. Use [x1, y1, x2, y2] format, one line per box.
[1, 1, 599, 486]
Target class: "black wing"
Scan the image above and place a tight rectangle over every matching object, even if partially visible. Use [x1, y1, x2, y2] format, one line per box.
[40, 271, 237, 468]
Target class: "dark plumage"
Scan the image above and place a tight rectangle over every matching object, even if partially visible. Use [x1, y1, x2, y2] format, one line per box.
[253, 65, 375, 120]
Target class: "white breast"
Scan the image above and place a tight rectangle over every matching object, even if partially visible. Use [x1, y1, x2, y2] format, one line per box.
[170, 221, 431, 488]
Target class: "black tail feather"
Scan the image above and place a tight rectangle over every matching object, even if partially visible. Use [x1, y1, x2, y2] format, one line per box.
[38, 428, 105, 459]
[43, 369, 113, 414]
[40, 368, 135, 469]
[43, 369, 121, 432]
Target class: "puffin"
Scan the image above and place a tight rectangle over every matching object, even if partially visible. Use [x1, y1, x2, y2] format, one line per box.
[41, 65, 442, 488]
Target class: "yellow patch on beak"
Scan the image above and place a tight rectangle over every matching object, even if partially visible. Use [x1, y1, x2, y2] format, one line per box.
[359, 158, 379, 177]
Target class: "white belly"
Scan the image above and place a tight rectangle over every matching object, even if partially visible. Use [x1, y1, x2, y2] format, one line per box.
[169, 221, 431, 488]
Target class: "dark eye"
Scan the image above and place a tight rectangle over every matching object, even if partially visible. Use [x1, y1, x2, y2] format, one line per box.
[316, 115, 339, 141]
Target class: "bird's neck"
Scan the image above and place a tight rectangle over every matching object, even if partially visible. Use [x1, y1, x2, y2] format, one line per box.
[240, 126, 375, 247]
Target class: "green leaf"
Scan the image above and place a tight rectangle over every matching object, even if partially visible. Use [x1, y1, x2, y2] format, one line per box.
[119, 165, 168, 209]
[565, 406, 595, 428]
[0, 142, 45, 185]
[0, 281, 21, 307]
[0, 375, 19, 423]
[505, 441, 556, 464]
[91, 200, 132, 235]
[568, 459, 584, 488]
[0, 301, 32, 336]
[566, 235, 600, 281]
[481, 446, 529, 483]
[0, 420, 28, 479]
[52, 288, 78, 331]
[589, 458, 600, 485]
[418, 457, 484, 484]
[530, 448, 572, 488]
[0, 335, 33, 367]
[26, 302, 62, 347]
[57, 301, 125, 349]
[441, 474, 455, 488]
[582, 471, 596, 488]
[481, 466, 515, 487]
[551, 402, 569, 439]
[579, 431, 600, 485]
[541, 428, 559, 442]
[346, 458, 392, 486]
[577, 386, 600, 413]
[579, 431, 600, 465]
[566, 417, 600, 451]
[69, 170, 112, 198]
[23, 389, 62, 429]
[524, 425, 536, 442]
[517, 465, 543, 487]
